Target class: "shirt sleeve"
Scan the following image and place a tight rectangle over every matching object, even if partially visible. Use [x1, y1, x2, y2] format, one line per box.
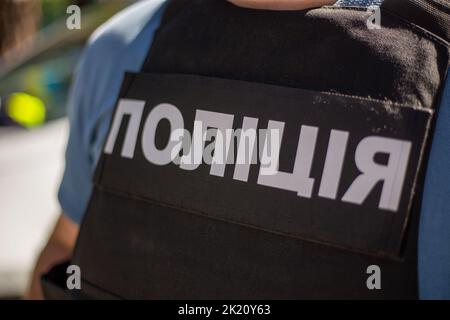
[57, 51, 95, 224]
[419, 75, 450, 299]
[58, 1, 167, 224]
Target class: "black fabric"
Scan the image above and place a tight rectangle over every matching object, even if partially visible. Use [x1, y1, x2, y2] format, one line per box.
[44, 0, 450, 299]
[94, 72, 432, 258]
[143, 0, 449, 110]
[74, 188, 419, 299]
[382, 0, 450, 43]
[71, 71, 431, 299]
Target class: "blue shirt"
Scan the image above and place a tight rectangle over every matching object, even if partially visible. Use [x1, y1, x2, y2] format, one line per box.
[58, 0, 450, 299]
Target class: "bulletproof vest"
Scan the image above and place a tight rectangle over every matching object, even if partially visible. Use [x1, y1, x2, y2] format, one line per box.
[43, 0, 449, 299]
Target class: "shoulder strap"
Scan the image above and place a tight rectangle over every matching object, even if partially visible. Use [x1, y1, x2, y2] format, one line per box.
[336, 0, 449, 44]
[335, 0, 383, 7]
[382, 0, 450, 44]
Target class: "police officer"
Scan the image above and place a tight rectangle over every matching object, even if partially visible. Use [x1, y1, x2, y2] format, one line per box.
[28, 0, 450, 299]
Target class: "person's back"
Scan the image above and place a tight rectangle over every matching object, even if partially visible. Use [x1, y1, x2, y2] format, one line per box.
[30, 0, 450, 299]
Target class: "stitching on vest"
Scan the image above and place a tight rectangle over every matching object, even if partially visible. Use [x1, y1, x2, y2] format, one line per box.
[318, 91, 433, 111]
[324, 6, 450, 49]
[80, 276, 125, 299]
[383, 9, 450, 48]
[94, 184, 405, 261]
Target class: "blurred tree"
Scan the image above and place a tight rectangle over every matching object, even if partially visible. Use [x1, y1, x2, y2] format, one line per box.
[0, 0, 41, 58]
[0, 0, 98, 65]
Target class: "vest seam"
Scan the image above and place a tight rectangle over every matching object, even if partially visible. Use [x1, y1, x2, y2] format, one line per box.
[93, 184, 405, 262]
[119, 71, 435, 111]
[80, 276, 125, 299]
[324, 6, 450, 49]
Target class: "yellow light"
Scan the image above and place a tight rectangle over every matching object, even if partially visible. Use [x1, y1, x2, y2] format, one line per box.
[7, 93, 46, 128]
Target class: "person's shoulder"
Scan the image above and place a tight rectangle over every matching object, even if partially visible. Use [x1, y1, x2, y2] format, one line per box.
[83, 0, 166, 62]
[72, 0, 167, 110]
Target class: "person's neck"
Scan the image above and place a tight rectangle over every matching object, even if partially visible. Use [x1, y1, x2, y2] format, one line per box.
[228, 0, 336, 11]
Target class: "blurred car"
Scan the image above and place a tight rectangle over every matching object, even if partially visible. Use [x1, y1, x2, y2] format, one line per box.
[0, 1, 131, 128]
[0, 45, 82, 127]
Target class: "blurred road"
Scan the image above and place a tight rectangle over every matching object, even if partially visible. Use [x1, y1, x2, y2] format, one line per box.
[0, 119, 68, 297]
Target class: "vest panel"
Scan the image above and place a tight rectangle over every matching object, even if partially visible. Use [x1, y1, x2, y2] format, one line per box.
[43, 0, 450, 299]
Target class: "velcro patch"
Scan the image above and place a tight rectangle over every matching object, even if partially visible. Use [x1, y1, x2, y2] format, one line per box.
[97, 72, 432, 258]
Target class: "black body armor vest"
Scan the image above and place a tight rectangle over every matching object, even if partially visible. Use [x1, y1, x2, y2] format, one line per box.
[43, 0, 449, 299]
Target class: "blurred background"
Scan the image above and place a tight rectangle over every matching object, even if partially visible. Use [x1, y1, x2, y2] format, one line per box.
[0, 0, 137, 298]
